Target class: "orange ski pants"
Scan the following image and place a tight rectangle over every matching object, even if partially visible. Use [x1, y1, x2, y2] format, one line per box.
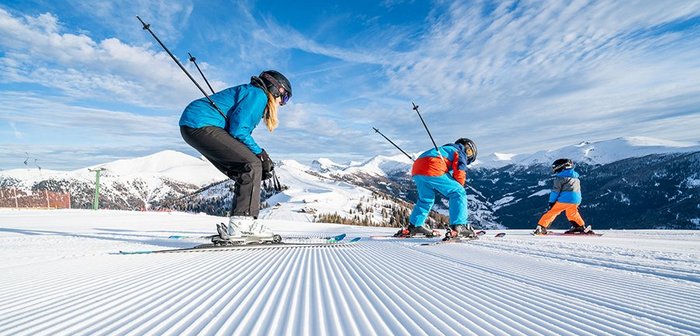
[538, 202, 585, 228]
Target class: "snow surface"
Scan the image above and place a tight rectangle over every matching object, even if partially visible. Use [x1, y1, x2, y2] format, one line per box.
[1, 209, 699, 336]
[265, 160, 378, 223]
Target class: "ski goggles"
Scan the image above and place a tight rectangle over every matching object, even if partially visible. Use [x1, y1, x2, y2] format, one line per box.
[279, 91, 290, 106]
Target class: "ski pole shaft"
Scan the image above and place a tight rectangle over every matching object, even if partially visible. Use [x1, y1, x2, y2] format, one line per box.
[188, 52, 216, 95]
[373, 127, 414, 161]
[272, 171, 282, 191]
[412, 102, 442, 158]
[136, 16, 226, 119]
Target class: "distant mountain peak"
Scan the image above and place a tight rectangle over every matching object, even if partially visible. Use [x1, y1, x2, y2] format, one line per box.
[476, 136, 700, 168]
[310, 158, 347, 173]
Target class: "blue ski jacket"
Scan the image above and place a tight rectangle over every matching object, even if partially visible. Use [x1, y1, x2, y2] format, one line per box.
[548, 168, 582, 204]
[179, 84, 268, 155]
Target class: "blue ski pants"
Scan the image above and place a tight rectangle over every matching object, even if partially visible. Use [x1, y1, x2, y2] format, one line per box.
[409, 174, 468, 227]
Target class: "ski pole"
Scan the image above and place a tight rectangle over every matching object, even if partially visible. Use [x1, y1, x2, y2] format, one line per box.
[188, 52, 216, 95]
[412, 102, 443, 158]
[373, 127, 414, 162]
[136, 16, 226, 120]
[272, 171, 282, 192]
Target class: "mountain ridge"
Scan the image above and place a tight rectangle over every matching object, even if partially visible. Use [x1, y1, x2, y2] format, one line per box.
[2, 136, 698, 229]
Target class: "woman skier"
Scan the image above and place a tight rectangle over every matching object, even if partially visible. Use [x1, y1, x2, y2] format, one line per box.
[179, 70, 292, 243]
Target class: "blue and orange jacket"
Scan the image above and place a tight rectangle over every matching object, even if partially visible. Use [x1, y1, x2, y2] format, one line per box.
[548, 169, 582, 204]
[179, 84, 268, 155]
[411, 143, 469, 185]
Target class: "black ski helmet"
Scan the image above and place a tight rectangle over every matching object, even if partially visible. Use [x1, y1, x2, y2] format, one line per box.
[455, 138, 477, 165]
[259, 70, 292, 104]
[552, 158, 574, 173]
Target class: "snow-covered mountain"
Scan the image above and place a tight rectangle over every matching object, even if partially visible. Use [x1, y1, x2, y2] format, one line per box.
[300, 136, 700, 230]
[1, 136, 698, 229]
[0, 151, 428, 229]
[476, 136, 700, 168]
[0, 150, 226, 211]
[315, 136, 700, 172]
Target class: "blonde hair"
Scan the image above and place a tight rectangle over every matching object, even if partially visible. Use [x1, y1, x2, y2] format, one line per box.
[264, 92, 279, 132]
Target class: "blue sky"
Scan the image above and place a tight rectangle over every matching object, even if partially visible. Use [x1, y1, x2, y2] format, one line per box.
[1, 0, 699, 170]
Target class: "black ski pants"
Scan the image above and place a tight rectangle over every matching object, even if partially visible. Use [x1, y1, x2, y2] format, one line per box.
[180, 126, 261, 218]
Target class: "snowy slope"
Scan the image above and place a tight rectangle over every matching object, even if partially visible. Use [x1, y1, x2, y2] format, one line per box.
[1, 209, 698, 336]
[261, 160, 374, 222]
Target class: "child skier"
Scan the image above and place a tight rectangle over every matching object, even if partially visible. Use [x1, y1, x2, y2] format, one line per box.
[533, 158, 594, 235]
[397, 138, 478, 240]
[179, 70, 291, 243]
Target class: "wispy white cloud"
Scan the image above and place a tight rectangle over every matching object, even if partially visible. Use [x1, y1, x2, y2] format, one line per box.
[9, 121, 22, 139]
[374, 0, 700, 153]
[1, 1, 699, 170]
[0, 90, 187, 170]
[66, 0, 194, 43]
[0, 91, 178, 139]
[241, 1, 700, 157]
[0, 8, 204, 110]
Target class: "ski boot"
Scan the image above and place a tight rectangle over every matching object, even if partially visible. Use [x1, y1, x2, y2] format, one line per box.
[533, 225, 548, 235]
[393, 225, 413, 238]
[443, 224, 477, 241]
[564, 222, 593, 234]
[409, 225, 438, 238]
[211, 216, 282, 245]
[247, 219, 283, 244]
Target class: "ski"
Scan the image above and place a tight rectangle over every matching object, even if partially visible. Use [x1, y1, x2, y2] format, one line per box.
[119, 233, 354, 255]
[329, 233, 347, 242]
[168, 233, 346, 242]
[283, 233, 346, 243]
[532, 232, 603, 237]
[370, 235, 439, 240]
[168, 234, 214, 240]
[419, 236, 479, 246]
[419, 232, 505, 246]
[119, 242, 344, 255]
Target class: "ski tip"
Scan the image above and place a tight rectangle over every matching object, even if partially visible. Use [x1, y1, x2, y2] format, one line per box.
[329, 233, 347, 242]
[495, 232, 506, 238]
[118, 250, 153, 255]
[349, 237, 361, 243]
[168, 235, 186, 239]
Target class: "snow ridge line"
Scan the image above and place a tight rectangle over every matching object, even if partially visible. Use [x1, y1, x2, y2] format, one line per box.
[473, 239, 700, 283]
[408, 241, 700, 334]
[363, 242, 627, 335]
[0, 252, 249, 335]
[1, 237, 698, 335]
[469, 239, 700, 304]
[465, 239, 700, 320]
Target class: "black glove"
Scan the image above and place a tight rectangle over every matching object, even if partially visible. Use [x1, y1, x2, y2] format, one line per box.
[257, 149, 274, 180]
[548, 202, 556, 209]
